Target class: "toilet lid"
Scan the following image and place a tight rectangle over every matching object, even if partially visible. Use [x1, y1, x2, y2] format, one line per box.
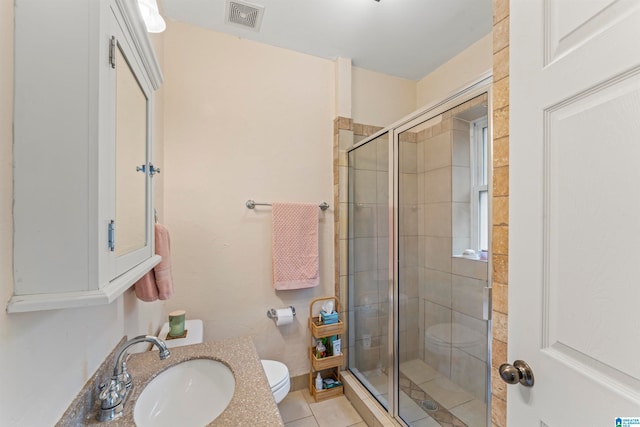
[425, 323, 484, 347]
[261, 360, 289, 389]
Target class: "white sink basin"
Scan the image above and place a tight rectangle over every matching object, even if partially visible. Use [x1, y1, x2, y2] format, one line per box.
[134, 358, 235, 427]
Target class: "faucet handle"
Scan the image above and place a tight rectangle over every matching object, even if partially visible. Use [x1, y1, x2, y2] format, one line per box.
[98, 380, 123, 409]
[96, 380, 126, 422]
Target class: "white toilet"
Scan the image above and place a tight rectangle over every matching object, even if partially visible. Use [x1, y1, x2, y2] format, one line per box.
[156, 319, 291, 404]
[424, 322, 485, 358]
[260, 359, 291, 404]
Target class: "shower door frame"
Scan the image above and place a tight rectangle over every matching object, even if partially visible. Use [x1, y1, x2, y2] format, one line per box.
[347, 74, 494, 427]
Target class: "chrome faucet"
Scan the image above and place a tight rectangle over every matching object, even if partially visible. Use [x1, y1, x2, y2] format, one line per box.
[96, 335, 170, 422]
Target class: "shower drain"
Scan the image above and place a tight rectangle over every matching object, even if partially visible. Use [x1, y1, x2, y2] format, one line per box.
[419, 399, 439, 412]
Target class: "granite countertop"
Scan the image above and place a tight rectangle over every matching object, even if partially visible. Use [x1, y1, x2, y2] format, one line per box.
[82, 336, 283, 426]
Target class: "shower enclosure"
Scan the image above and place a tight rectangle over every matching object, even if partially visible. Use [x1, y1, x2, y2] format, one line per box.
[347, 79, 492, 427]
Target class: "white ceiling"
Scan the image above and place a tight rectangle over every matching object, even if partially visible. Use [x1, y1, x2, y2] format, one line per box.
[159, 0, 493, 81]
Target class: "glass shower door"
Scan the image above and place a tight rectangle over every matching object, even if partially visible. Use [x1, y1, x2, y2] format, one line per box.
[397, 94, 490, 427]
[348, 131, 391, 409]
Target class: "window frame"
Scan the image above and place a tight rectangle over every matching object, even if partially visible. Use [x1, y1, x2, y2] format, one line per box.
[470, 116, 489, 253]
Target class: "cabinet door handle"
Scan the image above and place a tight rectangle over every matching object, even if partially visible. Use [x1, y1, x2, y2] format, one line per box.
[149, 163, 160, 176]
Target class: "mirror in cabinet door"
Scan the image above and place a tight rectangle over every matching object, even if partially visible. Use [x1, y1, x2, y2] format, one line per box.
[113, 37, 151, 274]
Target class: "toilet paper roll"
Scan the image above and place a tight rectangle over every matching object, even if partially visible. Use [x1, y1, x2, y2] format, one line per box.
[275, 308, 294, 326]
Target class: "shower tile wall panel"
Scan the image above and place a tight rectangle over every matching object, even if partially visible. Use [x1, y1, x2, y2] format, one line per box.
[451, 274, 486, 320]
[424, 203, 451, 237]
[452, 257, 488, 280]
[423, 237, 452, 272]
[353, 238, 377, 273]
[353, 205, 377, 238]
[424, 167, 452, 203]
[353, 140, 378, 170]
[452, 347, 487, 402]
[376, 172, 389, 206]
[376, 205, 388, 238]
[353, 170, 378, 204]
[353, 270, 377, 306]
[400, 140, 417, 173]
[420, 268, 452, 308]
[424, 132, 451, 171]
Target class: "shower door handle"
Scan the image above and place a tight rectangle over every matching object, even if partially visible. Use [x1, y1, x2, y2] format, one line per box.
[498, 360, 534, 387]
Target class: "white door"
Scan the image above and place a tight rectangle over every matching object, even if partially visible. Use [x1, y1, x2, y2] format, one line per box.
[509, 0, 640, 425]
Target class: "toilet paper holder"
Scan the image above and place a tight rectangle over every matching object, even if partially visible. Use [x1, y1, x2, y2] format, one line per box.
[267, 306, 296, 321]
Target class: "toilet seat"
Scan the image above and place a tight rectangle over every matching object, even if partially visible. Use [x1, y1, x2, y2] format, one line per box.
[261, 360, 290, 404]
[425, 322, 484, 350]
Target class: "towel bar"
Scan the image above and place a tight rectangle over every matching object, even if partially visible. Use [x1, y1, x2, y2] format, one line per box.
[246, 200, 329, 211]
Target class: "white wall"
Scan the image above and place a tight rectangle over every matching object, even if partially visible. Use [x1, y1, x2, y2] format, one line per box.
[416, 33, 492, 109]
[0, 4, 165, 424]
[352, 66, 416, 127]
[162, 22, 336, 376]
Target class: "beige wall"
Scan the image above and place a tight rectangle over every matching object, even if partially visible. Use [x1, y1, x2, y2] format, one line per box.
[0, 5, 165, 424]
[416, 33, 493, 109]
[161, 22, 336, 376]
[352, 66, 416, 127]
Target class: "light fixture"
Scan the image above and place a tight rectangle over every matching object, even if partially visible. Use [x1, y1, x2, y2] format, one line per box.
[137, 0, 166, 33]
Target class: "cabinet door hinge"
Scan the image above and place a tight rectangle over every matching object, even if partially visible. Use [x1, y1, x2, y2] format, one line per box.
[108, 220, 115, 252]
[109, 36, 116, 69]
[482, 287, 492, 321]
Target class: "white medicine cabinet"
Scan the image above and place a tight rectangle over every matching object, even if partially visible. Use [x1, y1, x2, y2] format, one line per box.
[9, 0, 163, 312]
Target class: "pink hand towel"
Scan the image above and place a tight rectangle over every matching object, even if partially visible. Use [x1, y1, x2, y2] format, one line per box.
[272, 203, 320, 290]
[133, 268, 159, 302]
[134, 223, 174, 301]
[154, 223, 174, 300]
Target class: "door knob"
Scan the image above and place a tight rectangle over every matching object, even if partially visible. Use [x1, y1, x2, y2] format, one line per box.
[499, 360, 534, 387]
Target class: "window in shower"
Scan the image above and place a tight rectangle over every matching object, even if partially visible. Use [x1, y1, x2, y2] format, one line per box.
[471, 117, 489, 253]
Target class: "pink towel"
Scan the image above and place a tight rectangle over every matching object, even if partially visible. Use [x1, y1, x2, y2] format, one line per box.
[272, 203, 320, 290]
[134, 268, 159, 302]
[134, 224, 174, 301]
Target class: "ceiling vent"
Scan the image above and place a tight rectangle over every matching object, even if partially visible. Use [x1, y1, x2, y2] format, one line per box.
[225, 0, 265, 32]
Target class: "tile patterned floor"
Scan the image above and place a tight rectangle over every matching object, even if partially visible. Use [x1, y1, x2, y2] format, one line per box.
[278, 389, 366, 427]
[358, 359, 487, 427]
[279, 358, 486, 427]
[399, 359, 486, 427]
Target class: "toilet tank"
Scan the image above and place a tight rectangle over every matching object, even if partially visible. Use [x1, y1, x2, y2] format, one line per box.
[154, 319, 204, 349]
